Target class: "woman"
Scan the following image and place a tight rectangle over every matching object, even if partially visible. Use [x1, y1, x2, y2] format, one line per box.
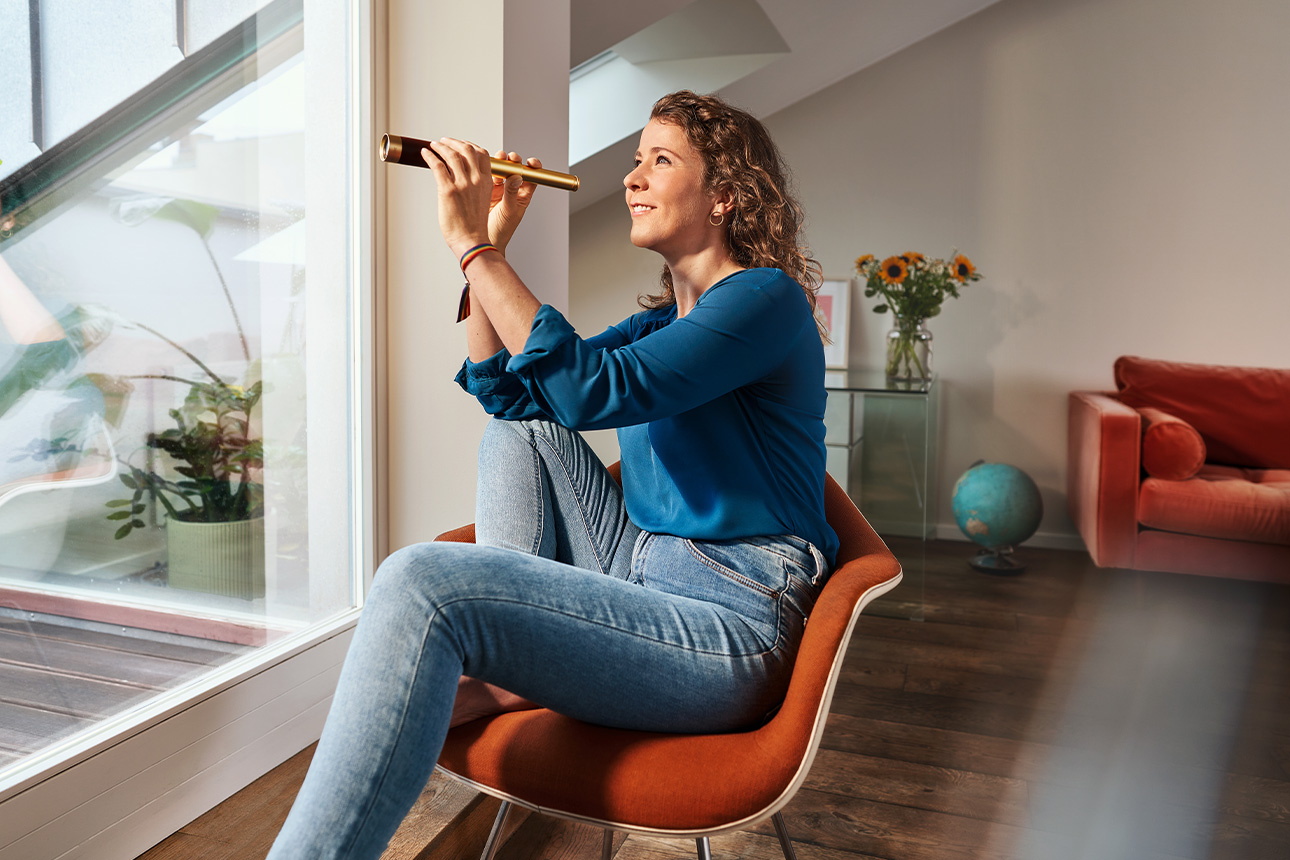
[268, 90, 837, 859]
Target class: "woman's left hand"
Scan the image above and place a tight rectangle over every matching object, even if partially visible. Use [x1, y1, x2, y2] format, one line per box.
[421, 137, 494, 258]
[488, 151, 540, 254]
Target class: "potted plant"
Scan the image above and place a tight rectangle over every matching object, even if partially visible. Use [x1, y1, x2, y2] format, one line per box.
[855, 251, 982, 382]
[110, 378, 264, 597]
[104, 197, 267, 598]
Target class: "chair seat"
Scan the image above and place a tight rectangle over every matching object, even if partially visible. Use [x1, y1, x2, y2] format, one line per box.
[435, 472, 902, 839]
[440, 708, 798, 833]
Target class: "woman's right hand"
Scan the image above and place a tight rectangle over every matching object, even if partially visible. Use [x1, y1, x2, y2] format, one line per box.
[488, 150, 540, 254]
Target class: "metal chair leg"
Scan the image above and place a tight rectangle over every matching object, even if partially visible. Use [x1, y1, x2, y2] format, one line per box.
[771, 812, 799, 860]
[695, 836, 713, 860]
[479, 800, 512, 860]
[602, 828, 614, 860]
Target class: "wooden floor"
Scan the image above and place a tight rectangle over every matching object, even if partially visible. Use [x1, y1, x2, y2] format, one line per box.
[0, 611, 246, 769]
[136, 538, 1290, 860]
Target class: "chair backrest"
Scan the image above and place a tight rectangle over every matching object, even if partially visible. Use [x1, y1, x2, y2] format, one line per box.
[0, 419, 117, 510]
[434, 467, 902, 835]
[749, 471, 902, 822]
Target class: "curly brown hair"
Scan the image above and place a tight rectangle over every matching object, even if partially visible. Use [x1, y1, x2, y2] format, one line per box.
[639, 90, 825, 338]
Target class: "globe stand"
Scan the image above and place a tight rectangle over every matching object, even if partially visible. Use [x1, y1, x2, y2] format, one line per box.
[968, 545, 1026, 576]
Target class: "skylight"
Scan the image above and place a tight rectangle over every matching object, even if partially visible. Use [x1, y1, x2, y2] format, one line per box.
[569, 0, 789, 166]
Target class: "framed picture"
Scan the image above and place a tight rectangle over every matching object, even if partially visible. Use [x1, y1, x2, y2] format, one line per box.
[815, 278, 851, 369]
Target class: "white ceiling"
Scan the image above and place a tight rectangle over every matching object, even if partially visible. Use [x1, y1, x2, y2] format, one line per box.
[568, 0, 1002, 211]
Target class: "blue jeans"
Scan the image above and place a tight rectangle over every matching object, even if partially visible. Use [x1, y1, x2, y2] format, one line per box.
[268, 418, 829, 859]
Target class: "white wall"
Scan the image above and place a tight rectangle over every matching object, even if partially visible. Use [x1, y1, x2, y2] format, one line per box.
[386, 0, 570, 548]
[570, 0, 1290, 545]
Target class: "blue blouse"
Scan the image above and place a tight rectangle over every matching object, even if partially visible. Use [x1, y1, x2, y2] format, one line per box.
[455, 267, 839, 566]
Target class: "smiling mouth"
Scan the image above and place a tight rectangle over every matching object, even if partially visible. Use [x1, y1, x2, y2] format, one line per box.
[630, 204, 654, 215]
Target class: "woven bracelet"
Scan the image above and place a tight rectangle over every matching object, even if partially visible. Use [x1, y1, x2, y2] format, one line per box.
[455, 244, 499, 323]
[457, 283, 471, 323]
[459, 243, 499, 272]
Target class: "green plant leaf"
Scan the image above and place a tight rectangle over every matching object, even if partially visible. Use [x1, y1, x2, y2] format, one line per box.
[119, 473, 138, 489]
[154, 199, 221, 239]
[107, 510, 132, 521]
[105, 499, 134, 507]
[114, 523, 133, 539]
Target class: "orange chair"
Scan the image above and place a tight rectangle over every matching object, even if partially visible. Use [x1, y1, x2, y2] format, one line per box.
[433, 467, 902, 860]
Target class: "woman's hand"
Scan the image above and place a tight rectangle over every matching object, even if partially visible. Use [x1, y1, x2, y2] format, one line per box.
[488, 151, 541, 254]
[422, 140, 541, 259]
[421, 138, 495, 258]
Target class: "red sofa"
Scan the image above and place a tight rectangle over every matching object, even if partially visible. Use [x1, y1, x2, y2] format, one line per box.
[1068, 356, 1290, 582]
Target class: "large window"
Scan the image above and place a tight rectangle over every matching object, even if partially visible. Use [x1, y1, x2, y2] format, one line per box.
[0, 0, 364, 803]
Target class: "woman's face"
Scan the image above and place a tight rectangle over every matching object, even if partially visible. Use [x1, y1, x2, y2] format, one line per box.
[623, 119, 719, 258]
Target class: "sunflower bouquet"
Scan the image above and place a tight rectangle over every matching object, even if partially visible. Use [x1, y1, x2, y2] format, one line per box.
[854, 251, 981, 381]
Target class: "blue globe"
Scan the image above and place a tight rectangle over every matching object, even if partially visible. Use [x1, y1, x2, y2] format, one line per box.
[952, 462, 1043, 550]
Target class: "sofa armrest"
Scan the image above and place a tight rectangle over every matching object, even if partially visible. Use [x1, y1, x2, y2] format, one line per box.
[1068, 392, 1141, 567]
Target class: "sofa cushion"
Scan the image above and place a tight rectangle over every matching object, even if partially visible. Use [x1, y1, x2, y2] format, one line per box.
[1138, 407, 1206, 480]
[1114, 356, 1290, 469]
[1139, 465, 1290, 545]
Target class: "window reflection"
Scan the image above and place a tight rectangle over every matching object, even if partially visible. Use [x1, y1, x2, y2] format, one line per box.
[0, 259, 115, 509]
[0, 55, 325, 621]
[0, 0, 355, 796]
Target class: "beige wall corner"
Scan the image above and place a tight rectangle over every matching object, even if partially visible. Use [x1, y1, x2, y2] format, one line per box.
[384, 0, 570, 551]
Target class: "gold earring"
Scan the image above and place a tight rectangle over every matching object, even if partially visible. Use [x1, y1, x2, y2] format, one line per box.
[709, 211, 725, 227]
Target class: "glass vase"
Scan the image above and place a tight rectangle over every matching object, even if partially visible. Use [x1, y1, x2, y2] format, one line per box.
[885, 317, 933, 382]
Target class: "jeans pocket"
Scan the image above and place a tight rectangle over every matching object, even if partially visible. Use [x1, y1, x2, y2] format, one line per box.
[682, 536, 818, 647]
[731, 536, 826, 638]
[683, 539, 789, 599]
[740, 535, 829, 587]
[631, 535, 779, 640]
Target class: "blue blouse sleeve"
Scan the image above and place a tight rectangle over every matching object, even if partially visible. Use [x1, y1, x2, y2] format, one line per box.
[455, 315, 635, 420]
[505, 270, 809, 431]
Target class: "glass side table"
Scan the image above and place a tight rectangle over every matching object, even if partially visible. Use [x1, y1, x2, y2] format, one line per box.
[824, 369, 939, 621]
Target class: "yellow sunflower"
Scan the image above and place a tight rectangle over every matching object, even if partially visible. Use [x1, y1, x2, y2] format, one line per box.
[854, 254, 875, 271]
[880, 256, 908, 285]
[901, 251, 926, 267]
[952, 254, 976, 281]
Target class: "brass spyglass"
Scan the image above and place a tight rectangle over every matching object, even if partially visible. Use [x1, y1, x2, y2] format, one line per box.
[380, 134, 580, 192]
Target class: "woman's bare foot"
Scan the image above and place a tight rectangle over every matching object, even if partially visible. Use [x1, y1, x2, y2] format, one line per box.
[450, 676, 540, 727]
